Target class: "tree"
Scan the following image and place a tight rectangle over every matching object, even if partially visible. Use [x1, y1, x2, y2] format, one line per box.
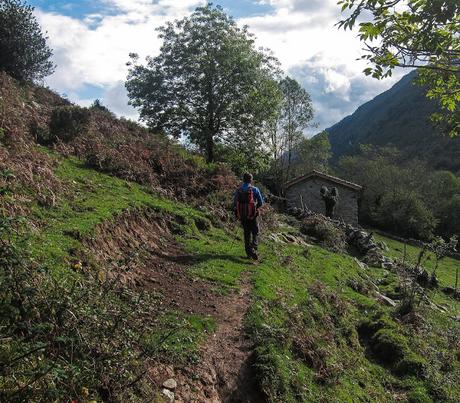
[126, 4, 281, 163]
[428, 235, 458, 284]
[0, 0, 54, 81]
[437, 194, 460, 237]
[292, 131, 331, 178]
[373, 190, 437, 239]
[266, 76, 314, 186]
[338, 0, 460, 136]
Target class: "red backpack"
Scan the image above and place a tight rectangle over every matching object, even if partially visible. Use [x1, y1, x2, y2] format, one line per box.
[236, 185, 256, 220]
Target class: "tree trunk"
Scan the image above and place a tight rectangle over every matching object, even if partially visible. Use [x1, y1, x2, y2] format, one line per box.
[206, 134, 214, 163]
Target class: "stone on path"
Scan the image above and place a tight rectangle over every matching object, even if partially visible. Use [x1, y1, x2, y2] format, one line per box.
[162, 388, 175, 402]
[163, 378, 178, 390]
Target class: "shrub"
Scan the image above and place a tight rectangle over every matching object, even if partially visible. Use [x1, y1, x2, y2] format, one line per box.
[438, 195, 460, 238]
[0, 215, 164, 401]
[48, 105, 90, 144]
[0, 0, 54, 81]
[372, 191, 437, 240]
[89, 99, 116, 120]
[300, 215, 346, 251]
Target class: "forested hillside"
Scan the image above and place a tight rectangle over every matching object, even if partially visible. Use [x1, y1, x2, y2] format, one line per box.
[326, 71, 460, 173]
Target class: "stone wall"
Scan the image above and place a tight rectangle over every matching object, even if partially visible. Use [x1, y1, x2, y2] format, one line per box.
[285, 177, 360, 225]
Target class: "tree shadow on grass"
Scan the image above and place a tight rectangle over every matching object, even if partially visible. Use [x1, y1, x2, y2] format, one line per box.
[161, 253, 250, 266]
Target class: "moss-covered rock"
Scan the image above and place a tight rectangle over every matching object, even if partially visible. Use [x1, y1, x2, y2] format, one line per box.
[371, 327, 409, 364]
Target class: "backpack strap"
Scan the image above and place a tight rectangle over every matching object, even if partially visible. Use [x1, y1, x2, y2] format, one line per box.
[247, 186, 255, 219]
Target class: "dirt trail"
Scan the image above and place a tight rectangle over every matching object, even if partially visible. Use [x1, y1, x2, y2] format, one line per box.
[197, 271, 262, 402]
[149, 270, 263, 403]
[84, 210, 263, 401]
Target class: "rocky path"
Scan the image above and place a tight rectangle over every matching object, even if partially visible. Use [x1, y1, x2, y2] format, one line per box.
[145, 258, 263, 402]
[196, 271, 262, 402]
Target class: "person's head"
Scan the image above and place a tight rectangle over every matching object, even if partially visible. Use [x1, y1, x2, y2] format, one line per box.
[243, 172, 253, 184]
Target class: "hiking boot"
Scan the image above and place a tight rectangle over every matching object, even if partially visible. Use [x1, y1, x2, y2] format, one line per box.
[251, 251, 259, 260]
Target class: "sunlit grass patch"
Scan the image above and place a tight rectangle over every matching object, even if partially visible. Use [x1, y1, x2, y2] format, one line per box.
[144, 312, 216, 364]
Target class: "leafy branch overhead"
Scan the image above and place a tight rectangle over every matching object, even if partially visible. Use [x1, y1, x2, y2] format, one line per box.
[0, 0, 54, 82]
[338, 0, 460, 136]
[126, 4, 281, 163]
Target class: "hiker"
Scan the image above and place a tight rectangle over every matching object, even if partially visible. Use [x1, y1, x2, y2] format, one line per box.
[233, 173, 264, 260]
[320, 186, 339, 219]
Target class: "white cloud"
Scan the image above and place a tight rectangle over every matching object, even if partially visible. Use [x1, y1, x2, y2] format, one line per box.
[34, 0, 205, 119]
[34, 0, 406, 129]
[240, 0, 407, 132]
[102, 81, 139, 119]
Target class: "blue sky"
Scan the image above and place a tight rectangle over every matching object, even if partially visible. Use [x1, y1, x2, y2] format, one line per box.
[30, 0, 273, 19]
[30, 0, 405, 133]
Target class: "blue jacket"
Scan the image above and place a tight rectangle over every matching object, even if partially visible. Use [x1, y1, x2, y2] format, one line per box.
[233, 183, 264, 210]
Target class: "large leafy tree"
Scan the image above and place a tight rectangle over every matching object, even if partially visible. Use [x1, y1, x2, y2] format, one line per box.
[338, 0, 459, 136]
[0, 0, 54, 81]
[126, 4, 281, 163]
[266, 76, 314, 185]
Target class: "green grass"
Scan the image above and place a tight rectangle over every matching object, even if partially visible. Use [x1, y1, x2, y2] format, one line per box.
[145, 312, 216, 364]
[374, 233, 460, 289]
[28, 155, 207, 275]
[183, 227, 251, 291]
[244, 225, 460, 402]
[374, 233, 460, 316]
[18, 149, 460, 402]
[24, 151, 218, 366]
[155, 208, 459, 402]
[247, 242, 400, 402]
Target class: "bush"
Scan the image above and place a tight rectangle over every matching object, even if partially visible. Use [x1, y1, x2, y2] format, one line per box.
[300, 215, 346, 251]
[372, 191, 437, 240]
[438, 195, 460, 238]
[0, 0, 54, 81]
[0, 215, 164, 401]
[48, 105, 90, 144]
[90, 99, 115, 118]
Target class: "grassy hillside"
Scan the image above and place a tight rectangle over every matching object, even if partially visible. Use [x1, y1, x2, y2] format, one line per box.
[1, 72, 460, 402]
[3, 148, 460, 401]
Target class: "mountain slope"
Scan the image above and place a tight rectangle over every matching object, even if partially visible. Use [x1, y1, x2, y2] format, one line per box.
[2, 72, 460, 402]
[326, 71, 460, 172]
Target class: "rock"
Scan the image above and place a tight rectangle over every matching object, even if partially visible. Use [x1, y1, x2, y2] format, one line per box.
[354, 258, 368, 270]
[375, 292, 397, 307]
[163, 378, 177, 390]
[382, 261, 394, 270]
[162, 388, 175, 402]
[442, 286, 456, 295]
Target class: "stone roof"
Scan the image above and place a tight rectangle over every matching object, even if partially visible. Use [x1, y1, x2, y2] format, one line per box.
[284, 170, 363, 191]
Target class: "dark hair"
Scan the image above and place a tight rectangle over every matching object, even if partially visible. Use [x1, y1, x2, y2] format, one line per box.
[243, 172, 253, 183]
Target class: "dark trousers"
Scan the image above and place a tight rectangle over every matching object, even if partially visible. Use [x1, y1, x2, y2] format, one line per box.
[241, 217, 259, 257]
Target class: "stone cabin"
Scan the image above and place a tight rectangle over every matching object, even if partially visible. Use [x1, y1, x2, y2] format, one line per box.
[284, 170, 362, 225]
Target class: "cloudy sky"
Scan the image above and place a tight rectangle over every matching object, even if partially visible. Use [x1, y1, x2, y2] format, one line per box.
[29, 0, 407, 134]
